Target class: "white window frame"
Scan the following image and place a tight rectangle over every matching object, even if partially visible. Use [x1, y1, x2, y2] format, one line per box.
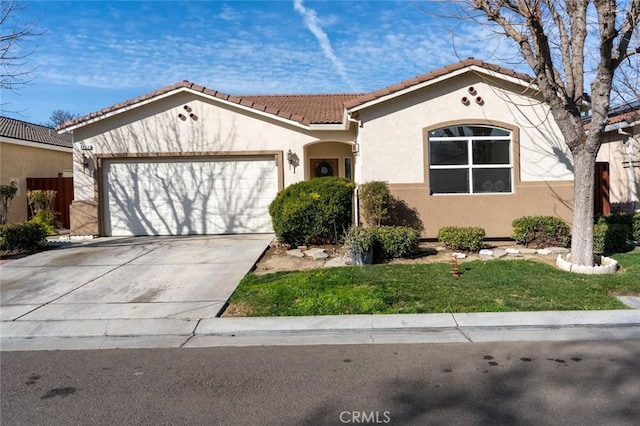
[429, 126, 513, 195]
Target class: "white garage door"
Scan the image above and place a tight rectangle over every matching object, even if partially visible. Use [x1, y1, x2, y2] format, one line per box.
[102, 157, 278, 236]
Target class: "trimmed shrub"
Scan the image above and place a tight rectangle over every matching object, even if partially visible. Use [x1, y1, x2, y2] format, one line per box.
[597, 212, 634, 240]
[437, 226, 485, 252]
[370, 226, 420, 259]
[593, 217, 632, 254]
[511, 216, 571, 248]
[633, 213, 640, 242]
[269, 177, 355, 246]
[343, 226, 375, 265]
[358, 181, 390, 226]
[0, 222, 49, 253]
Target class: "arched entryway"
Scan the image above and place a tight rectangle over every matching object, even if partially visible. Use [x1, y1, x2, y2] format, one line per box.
[304, 141, 355, 180]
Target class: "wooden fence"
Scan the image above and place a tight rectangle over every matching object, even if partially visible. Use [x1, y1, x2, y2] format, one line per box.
[26, 177, 74, 229]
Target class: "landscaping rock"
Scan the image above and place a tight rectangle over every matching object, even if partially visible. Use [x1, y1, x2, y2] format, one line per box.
[505, 248, 520, 254]
[297, 246, 308, 251]
[479, 249, 493, 256]
[286, 249, 305, 258]
[536, 249, 551, 255]
[492, 249, 508, 258]
[519, 248, 538, 254]
[452, 252, 467, 259]
[324, 258, 348, 268]
[304, 248, 329, 260]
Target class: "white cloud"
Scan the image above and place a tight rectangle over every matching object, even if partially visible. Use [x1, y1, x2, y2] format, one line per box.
[292, 0, 360, 92]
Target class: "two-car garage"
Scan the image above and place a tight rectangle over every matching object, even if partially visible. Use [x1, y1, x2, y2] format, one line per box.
[101, 156, 279, 236]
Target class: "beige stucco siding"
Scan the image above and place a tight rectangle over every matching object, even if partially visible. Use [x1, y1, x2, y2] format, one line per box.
[72, 91, 356, 201]
[356, 73, 572, 184]
[0, 141, 72, 223]
[69, 90, 355, 235]
[353, 73, 574, 238]
[597, 124, 640, 209]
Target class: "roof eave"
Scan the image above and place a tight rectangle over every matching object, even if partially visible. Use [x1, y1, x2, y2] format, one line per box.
[59, 87, 315, 133]
[347, 65, 539, 113]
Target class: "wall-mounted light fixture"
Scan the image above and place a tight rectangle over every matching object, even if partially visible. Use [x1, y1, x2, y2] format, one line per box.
[351, 142, 360, 156]
[82, 153, 90, 170]
[287, 149, 295, 168]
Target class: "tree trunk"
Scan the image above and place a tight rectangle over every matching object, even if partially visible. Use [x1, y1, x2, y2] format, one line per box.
[571, 149, 597, 266]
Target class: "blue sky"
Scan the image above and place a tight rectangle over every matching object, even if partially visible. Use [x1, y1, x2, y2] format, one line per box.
[2, 0, 523, 125]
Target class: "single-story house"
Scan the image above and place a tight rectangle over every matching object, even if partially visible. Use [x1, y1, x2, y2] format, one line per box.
[61, 58, 580, 238]
[0, 116, 73, 225]
[595, 102, 640, 214]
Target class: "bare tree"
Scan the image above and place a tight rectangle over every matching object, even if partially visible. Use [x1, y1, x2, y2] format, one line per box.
[433, 1, 639, 266]
[0, 0, 42, 96]
[45, 109, 78, 128]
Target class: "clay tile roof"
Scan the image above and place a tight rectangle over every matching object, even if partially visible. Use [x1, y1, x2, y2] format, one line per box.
[0, 116, 72, 148]
[236, 93, 364, 124]
[59, 81, 363, 129]
[344, 58, 535, 110]
[59, 59, 535, 130]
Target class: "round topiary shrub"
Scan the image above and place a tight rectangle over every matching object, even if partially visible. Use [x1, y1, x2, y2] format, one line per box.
[369, 226, 420, 259]
[437, 226, 485, 252]
[269, 177, 355, 246]
[511, 216, 571, 248]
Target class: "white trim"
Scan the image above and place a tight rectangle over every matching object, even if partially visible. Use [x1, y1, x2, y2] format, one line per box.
[348, 66, 539, 113]
[61, 87, 315, 132]
[0, 136, 73, 153]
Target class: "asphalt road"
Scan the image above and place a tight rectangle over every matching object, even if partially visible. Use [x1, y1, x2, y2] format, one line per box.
[2, 340, 639, 425]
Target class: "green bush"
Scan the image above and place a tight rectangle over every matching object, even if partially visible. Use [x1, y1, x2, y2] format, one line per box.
[437, 226, 485, 252]
[0, 222, 49, 253]
[343, 226, 375, 265]
[597, 212, 634, 239]
[269, 177, 355, 246]
[633, 213, 640, 242]
[511, 216, 571, 248]
[593, 217, 632, 254]
[358, 181, 390, 226]
[370, 226, 420, 259]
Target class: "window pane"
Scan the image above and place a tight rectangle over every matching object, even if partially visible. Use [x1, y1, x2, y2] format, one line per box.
[344, 157, 352, 180]
[430, 140, 468, 165]
[429, 126, 509, 138]
[472, 168, 511, 193]
[430, 169, 469, 193]
[472, 140, 510, 164]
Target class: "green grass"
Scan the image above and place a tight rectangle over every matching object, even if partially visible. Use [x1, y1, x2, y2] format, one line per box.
[227, 252, 640, 316]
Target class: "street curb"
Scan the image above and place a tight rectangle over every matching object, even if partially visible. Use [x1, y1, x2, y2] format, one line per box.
[2, 311, 638, 339]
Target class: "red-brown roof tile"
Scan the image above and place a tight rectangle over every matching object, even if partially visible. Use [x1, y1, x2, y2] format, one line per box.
[59, 59, 535, 130]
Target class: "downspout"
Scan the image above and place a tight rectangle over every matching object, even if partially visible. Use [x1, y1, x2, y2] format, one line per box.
[348, 114, 362, 226]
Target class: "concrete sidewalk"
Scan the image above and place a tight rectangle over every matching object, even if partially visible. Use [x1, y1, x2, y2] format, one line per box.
[2, 310, 639, 351]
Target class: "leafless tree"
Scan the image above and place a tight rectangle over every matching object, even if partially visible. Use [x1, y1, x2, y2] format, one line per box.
[45, 109, 78, 128]
[1, 0, 42, 97]
[428, 0, 639, 266]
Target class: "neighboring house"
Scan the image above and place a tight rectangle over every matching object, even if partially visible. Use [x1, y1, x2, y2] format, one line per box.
[0, 116, 73, 225]
[594, 101, 640, 214]
[60, 58, 576, 238]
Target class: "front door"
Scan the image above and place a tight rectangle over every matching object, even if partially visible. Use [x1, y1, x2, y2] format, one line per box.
[310, 159, 338, 178]
[595, 162, 610, 215]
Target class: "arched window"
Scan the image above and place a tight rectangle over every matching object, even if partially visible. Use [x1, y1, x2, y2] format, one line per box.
[428, 125, 512, 194]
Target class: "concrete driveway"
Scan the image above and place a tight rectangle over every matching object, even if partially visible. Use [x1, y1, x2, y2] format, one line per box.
[1, 234, 273, 322]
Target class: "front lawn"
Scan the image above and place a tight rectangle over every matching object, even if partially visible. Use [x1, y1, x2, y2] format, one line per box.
[225, 252, 640, 316]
